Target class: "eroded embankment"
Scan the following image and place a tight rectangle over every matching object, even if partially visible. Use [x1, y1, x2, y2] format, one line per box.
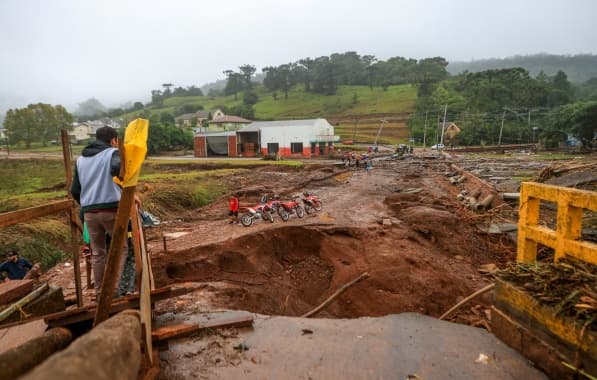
[153, 224, 484, 318]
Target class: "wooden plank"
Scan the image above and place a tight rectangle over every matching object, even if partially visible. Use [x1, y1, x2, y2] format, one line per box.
[151, 314, 254, 342]
[60, 129, 73, 190]
[137, 204, 153, 364]
[69, 211, 83, 307]
[93, 186, 137, 326]
[46, 285, 195, 328]
[0, 200, 72, 228]
[0, 280, 33, 306]
[130, 206, 143, 292]
[139, 347, 160, 380]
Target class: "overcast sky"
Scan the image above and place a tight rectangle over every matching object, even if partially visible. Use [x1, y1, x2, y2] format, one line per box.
[1, 0, 595, 110]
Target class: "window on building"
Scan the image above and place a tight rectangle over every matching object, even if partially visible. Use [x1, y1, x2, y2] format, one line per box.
[291, 142, 303, 154]
[267, 143, 279, 154]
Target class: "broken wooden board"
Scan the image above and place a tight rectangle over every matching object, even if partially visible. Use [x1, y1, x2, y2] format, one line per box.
[0, 280, 33, 306]
[45, 285, 197, 328]
[493, 278, 597, 377]
[152, 313, 254, 342]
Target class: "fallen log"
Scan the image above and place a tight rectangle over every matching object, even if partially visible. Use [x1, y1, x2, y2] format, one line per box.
[152, 313, 254, 342]
[302, 272, 369, 318]
[0, 327, 72, 380]
[21, 310, 142, 380]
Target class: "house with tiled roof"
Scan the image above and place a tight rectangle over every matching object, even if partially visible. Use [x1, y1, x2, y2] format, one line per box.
[175, 108, 224, 128]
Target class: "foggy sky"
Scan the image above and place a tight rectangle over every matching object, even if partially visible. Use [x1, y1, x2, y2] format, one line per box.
[1, 0, 595, 111]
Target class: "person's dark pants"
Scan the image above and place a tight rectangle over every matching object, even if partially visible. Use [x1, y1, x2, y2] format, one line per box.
[85, 211, 128, 295]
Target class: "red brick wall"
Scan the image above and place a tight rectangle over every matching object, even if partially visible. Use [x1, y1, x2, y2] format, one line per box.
[227, 135, 237, 157]
[194, 136, 207, 157]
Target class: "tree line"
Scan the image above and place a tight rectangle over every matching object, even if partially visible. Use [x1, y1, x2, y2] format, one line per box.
[408, 67, 596, 149]
[3, 103, 72, 148]
[220, 52, 449, 100]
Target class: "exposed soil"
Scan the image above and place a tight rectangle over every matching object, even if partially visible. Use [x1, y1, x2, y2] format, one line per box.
[148, 155, 522, 324]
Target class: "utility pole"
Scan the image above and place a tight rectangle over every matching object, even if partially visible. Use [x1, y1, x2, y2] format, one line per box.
[422, 111, 428, 150]
[498, 109, 506, 146]
[527, 109, 531, 143]
[440, 104, 448, 149]
[435, 115, 440, 146]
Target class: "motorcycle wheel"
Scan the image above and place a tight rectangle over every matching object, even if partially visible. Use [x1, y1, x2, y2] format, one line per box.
[314, 200, 323, 211]
[278, 208, 290, 221]
[264, 211, 274, 223]
[295, 206, 304, 218]
[240, 213, 253, 227]
[304, 203, 313, 214]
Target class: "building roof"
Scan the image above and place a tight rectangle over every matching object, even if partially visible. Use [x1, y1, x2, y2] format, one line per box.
[195, 131, 236, 137]
[175, 113, 196, 121]
[208, 115, 252, 124]
[239, 118, 327, 132]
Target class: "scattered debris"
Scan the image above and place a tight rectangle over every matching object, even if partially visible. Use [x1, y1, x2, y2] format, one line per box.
[475, 353, 489, 364]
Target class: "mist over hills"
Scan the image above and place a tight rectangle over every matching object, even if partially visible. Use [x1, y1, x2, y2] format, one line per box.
[447, 53, 597, 82]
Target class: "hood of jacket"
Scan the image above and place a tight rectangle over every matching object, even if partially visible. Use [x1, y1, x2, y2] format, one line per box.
[81, 141, 113, 157]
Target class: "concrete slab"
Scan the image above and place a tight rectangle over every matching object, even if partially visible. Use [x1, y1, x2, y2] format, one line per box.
[160, 312, 548, 380]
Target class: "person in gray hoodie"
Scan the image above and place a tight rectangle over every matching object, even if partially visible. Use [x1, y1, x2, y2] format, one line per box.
[71, 126, 127, 297]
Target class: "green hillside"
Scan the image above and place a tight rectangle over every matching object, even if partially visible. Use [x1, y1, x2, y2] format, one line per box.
[111, 84, 418, 145]
[123, 84, 416, 121]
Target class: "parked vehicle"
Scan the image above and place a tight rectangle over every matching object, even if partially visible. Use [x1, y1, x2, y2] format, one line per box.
[240, 201, 274, 227]
[431, 143, 445, 150]
[302, 191, 323, 214]
[267, 195, 290, 222]
[278, 196, 305, 219]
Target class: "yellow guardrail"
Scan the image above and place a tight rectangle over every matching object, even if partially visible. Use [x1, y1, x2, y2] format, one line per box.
[517, 182, 597, 265]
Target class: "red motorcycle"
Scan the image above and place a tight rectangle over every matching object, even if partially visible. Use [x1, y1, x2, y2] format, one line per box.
[302, 191, 322, 214]
[278, 196, 305, 219]
[266, 196, 290, 222]
[240, 198, 275, 227]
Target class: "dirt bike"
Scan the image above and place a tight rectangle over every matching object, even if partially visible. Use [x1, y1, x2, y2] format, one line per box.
[266, 196, 290, 222]
[240, 202, 275, 227]
[279, 196, 305, 219]
[302, 192, 323, 214]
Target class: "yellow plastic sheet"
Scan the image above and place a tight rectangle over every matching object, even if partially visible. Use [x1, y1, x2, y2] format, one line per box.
[114, 118, 149, 188]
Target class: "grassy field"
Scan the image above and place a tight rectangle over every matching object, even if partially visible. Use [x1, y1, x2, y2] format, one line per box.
[114, 83, 416, 145]
[0, 157, 305, 267]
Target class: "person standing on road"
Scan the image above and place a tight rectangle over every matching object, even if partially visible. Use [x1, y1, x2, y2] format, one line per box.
[70, 126, 128, 296]
[228, 195, 239, 224]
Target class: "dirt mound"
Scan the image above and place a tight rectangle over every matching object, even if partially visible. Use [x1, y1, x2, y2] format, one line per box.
[154, 225, 477, 318]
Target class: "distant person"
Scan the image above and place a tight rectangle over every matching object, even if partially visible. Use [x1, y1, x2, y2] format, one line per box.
[228, 195, 239, 224]
[70, 126, 128, 296]
[365, 158, 373, 173]
[0, 250, 40, 281]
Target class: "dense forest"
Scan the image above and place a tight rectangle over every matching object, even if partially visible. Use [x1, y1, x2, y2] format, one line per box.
[448, 53, 597, 83]
[408, 66, 596, 149]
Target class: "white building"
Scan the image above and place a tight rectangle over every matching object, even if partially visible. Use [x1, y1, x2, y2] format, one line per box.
[236, 118, 338, 157]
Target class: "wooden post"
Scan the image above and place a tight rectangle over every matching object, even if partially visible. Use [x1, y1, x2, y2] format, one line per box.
[130, 205, 143, 292]
[61, 129, 83, 307]
[93, 187, 137, 326]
